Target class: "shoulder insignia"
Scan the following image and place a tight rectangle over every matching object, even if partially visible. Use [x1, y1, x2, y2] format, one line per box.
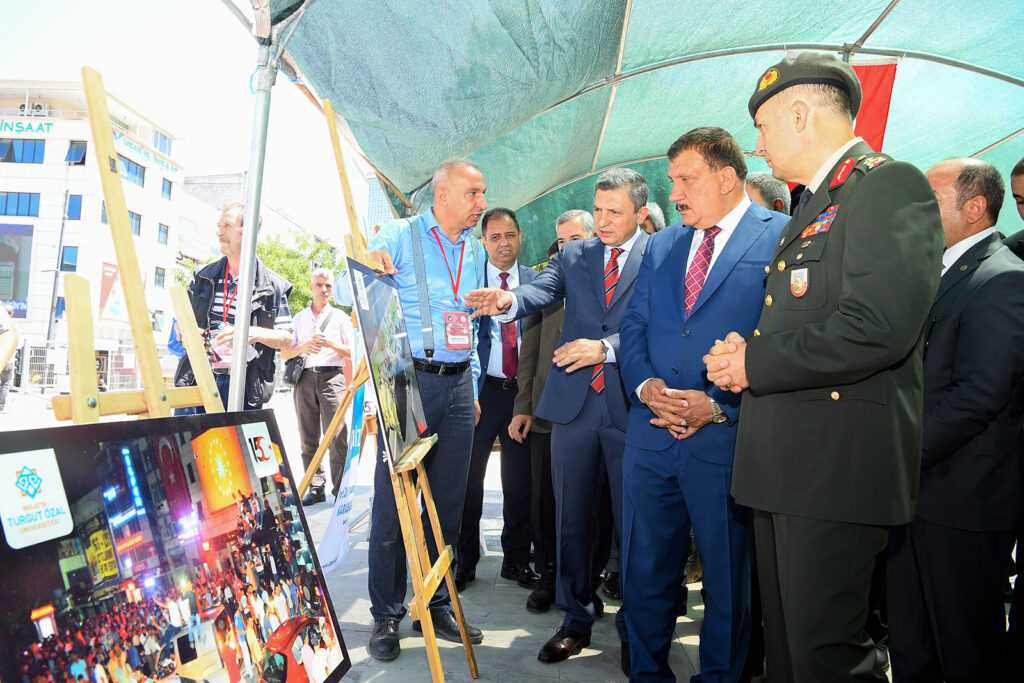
[829, 158, 855, 188]
[863, 155, 887, 170]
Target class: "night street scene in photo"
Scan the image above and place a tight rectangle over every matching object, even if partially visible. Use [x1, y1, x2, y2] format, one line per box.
[0, 411, 350, 683]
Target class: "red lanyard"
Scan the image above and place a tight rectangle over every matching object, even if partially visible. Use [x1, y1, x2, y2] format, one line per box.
[222, 273, 238, 323]
[432, 228, 466, 304]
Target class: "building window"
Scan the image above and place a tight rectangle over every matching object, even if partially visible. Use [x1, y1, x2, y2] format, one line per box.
[66, 195, 82, 220]
[0, 138, 45, 164]
[0, 192, 40, 217]
[153, 130, 172, 156]
[60, 246, 78, 272]
[157, 223, 169, 245]
[55, 297, 66, 319]
[151, 310, 164, 331]
[128, 210, 141, 236]
[65, 141, 87, 165]
[117, 154, 145, 187]
[161, 178, 172, 200]
[100, 201, 107, 224]
[154, 267, 166, 288]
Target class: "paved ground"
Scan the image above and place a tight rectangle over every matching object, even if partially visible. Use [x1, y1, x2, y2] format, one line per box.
[0, 387, 701, 681]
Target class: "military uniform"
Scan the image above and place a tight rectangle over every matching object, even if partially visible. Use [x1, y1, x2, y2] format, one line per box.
[734, 52, 945, 683]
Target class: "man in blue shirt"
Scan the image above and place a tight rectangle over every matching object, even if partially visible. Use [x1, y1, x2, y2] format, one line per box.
[364, 159, 487, 662]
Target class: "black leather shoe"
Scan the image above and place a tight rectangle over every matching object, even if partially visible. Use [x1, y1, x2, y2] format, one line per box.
[621, 641, 631, 677]
[538, 626, 591, 663]
[600, 571, 622, 600]
[301, 486, 326, 506]
[501, 563, 540, 588]
[455, 567, 475, 591]
[367, 619, 400, 661]
[873, 642, 890, 675]
[527, 585, 555, 613]
[412, 610, 483, 644]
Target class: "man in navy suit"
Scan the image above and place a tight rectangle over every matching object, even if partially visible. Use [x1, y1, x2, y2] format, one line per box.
[457, 207, 542, 590]
[620, 127, 788, 682]
[466, 168, 650, 671]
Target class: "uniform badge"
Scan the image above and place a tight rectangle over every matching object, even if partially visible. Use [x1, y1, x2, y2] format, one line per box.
[799, 204, 839, 238]
[801, 240, 813, 248]
[829, 158, 855, 188]
[758, 68, 779, 90]
[863, 155, 887, 169]
[790, 268, 809, 297]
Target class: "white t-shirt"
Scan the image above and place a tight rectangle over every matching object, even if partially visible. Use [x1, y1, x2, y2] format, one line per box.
[166, 599, 183, 628]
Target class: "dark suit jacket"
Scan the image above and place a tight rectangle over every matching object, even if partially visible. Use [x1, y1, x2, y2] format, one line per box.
[477, 263, 540, 393]
[620, 202, 788, 464]
[732, 141, 945, 525]
[513, 302, 564, 434]
[915, 233, 1024, 531]
[510, 231, 649, 431]
[1005, 230, 1024, 261]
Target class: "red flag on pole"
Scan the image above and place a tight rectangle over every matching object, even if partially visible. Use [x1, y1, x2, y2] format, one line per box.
[152, 435, 192, 522]
[852, 61, 898, 152]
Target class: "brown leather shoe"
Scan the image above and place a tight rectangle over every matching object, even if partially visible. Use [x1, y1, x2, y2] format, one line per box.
[537, 626, 591, 663]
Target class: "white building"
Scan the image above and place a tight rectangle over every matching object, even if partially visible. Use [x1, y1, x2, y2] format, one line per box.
[0, 79, 219, 391]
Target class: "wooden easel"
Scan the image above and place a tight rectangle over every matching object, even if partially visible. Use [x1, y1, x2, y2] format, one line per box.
[323, 99, 479, 681]
[53, 67, 224, 423]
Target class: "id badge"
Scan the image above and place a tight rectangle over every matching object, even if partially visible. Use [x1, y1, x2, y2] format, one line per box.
[443, 311, 471, 350]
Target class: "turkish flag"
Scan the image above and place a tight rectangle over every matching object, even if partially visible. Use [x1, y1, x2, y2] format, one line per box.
[191, 427, 253, 513]
[152, 435, 192, 522]
[852, 61, 897, 152]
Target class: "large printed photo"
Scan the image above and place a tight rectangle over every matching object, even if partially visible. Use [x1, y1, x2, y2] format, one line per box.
[0, 411, 350, 683]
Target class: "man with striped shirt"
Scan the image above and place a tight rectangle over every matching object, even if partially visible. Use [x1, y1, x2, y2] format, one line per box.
[175, 203, 292, 410]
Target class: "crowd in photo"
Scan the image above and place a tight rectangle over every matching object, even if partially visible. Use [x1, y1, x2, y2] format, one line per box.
[14, 489, 341, 683]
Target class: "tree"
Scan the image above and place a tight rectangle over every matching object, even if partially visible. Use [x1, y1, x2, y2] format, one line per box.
[257, 231, 345, 313]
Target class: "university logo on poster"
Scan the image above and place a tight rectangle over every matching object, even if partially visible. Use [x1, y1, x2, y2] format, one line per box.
[0, 449, 73, 549]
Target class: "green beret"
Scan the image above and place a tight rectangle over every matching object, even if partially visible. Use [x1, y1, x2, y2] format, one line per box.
[748, 52, 862, 119]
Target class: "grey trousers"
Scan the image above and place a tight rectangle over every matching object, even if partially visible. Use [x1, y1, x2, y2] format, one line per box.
[293, 368, 350, 495]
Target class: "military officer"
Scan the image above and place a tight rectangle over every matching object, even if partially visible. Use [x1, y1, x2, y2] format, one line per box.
[704, 52, 944, 682]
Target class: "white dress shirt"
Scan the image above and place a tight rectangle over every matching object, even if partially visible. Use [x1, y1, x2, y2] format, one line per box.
[941, 228, 995, 276]
[806, 137, 864, 194]
[290, 304, 352, 369]
[486, 261, 521, 378]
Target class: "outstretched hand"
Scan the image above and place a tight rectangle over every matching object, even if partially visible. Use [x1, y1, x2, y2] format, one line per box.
[463, 287, 513, 318]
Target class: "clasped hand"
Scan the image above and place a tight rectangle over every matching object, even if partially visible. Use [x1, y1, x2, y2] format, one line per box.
[703, 331, 749, 393]
[641, 379, 713, 440]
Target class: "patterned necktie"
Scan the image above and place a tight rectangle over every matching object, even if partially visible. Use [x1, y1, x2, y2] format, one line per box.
[498, 272, 517, 379]
[591, 247, 624, 394]
[683, 226, 722, 316]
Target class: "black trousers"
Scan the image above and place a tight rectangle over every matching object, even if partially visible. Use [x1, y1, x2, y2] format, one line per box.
[458, 379, 533, 569]
[754, 510, 888, 682]
[530, 430, 557, 571]
[887, 516, 1014, 682]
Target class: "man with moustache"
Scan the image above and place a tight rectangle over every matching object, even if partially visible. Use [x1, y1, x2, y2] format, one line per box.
[704, 53, 943, 681]
[364, 159, 488, 662]
[466, 169, 650, 673]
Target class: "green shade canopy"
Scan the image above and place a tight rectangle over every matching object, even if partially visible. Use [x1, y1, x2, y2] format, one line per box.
[273, 0, 1024, 263]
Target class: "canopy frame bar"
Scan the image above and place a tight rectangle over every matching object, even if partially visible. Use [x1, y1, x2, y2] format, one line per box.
[970, 126, 1024, 158]
[844, 0, 904, 61]
[590, 0, 634, 173]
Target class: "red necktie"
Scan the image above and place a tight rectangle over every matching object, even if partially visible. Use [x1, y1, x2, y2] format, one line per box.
[591, 247, 623, 394]
[499, 272, 517, 379]
[683, 226, 721, 316]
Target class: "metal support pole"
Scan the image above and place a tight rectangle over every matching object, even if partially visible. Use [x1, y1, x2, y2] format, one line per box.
[227, 42, 277, 411]
[47, 162, 72, 343]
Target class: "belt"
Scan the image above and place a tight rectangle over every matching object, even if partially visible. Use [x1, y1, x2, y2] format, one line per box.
[484, 375, 517, 391]
[305, 366, 342, 374]
[413, 358, 470, 376]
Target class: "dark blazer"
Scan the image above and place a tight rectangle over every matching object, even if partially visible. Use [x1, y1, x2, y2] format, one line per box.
[510, 230, 649, 431]
[1004, 230, 1024, 261]
[732, 141, 945, 525]
[915, 233, 1024, 531]
[513, 302, 564, 434]
[477, 263, 540, 393]
[620, 202, 788, 464]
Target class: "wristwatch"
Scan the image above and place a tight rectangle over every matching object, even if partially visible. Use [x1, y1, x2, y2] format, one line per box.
[600, 339, 612, 360]
[709, 398, 727, 424]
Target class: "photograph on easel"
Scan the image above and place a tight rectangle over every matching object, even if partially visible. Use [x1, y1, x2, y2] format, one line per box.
[0, 411, 351, 683]
[346, 258, 427, 463]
